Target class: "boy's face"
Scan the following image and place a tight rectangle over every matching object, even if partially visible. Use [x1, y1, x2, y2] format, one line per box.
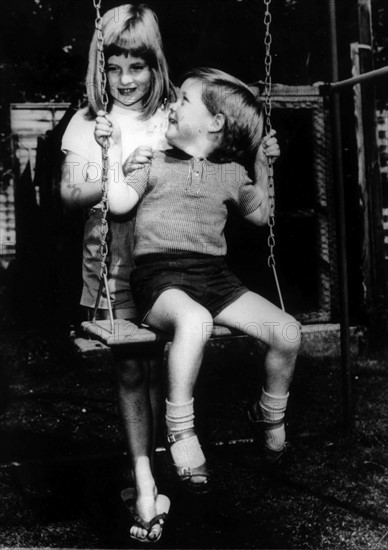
[166, 78, 214, 148]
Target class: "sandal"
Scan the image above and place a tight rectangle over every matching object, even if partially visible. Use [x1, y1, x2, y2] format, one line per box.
[121, 487, 170, 543]
[247, 405, 287, 464]
[167, 428, 212, 495]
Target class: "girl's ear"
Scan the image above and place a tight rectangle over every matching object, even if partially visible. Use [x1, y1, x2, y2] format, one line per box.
[208, 113, 225, 133]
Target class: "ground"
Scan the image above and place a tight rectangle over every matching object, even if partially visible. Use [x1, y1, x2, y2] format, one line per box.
[0, 291, 388, 549]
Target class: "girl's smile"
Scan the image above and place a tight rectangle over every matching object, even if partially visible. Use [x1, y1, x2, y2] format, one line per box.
[106, 53, 152, 110]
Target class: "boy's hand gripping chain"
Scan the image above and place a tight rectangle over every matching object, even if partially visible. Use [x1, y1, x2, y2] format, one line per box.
[263, 0, 285, 311]
[92, 0, 115, 331]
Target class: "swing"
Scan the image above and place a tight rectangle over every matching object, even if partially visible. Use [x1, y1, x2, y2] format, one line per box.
[79, 0, 284, 350]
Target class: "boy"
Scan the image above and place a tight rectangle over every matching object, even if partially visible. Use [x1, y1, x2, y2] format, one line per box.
[96, 68, 301, 494]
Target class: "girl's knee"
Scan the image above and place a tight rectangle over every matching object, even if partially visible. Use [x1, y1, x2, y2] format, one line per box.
[148, 355, 164, 386]
[117, 358, 148, 390]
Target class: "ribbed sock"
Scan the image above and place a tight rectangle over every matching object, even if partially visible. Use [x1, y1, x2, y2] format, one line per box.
[165, 399, 205, 470]
[258, 389, 289, 452]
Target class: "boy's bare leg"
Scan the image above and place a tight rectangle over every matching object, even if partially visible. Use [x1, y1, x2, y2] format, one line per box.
[146, 289, 213, 487]
[146, 289, 213, 403]
[214, 291, 301, 455]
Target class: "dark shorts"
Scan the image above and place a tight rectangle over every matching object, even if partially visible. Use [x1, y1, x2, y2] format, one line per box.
[130, 254, 248, 323]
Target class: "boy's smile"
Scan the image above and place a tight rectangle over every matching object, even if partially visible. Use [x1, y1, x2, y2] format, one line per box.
[165, 78, 215, 154]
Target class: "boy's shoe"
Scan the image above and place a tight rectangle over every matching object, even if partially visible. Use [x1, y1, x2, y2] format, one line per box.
[247, 405, 287, 464]
[167, 428, 212, 495]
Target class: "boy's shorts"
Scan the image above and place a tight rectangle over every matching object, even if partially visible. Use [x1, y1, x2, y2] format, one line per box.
[130, 254, 248, 323]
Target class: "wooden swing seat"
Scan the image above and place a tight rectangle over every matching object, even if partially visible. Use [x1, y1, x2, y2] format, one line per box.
[80, 318, 242, 348]
[76, 320, 363, 361]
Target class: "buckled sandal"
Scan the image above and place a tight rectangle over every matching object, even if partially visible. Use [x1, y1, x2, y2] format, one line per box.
[121, 487, 170, 543]
[167, 428, 212, 495]
[247, 405, 288, 464]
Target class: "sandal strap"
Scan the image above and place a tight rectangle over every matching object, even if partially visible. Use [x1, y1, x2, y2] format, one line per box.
[131, 513, 151, 531]
[247, 406, 285, 430]
[175, 461, 210, 479]
[132, 511, 167, 532]
[166, 429, 212, 493]
[148, 512, 167, 529]
[167, 427, 197, 444]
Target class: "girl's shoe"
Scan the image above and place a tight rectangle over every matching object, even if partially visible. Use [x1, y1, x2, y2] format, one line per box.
[167, 428, 212, 495]
[121, 488, 170, 543]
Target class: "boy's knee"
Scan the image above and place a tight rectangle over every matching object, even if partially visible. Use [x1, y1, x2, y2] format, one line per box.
[178, 308, 213, 342]
[274, 317, 301, 355]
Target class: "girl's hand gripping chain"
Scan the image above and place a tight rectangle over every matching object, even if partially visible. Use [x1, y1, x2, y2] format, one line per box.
[94, 110, 153, 174]
[94, 110, 122, 149]
[94, 110, 141, 216]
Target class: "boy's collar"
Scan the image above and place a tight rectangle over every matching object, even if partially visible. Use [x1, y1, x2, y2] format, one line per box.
[165, 147, 223, 164]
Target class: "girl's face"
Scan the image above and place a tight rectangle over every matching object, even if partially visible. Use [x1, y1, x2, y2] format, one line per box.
[106, 53, 151, 110]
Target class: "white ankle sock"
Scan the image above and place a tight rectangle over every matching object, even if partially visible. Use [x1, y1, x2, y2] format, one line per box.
[166, 399, 205, 469]
[258, 389, 289, 451]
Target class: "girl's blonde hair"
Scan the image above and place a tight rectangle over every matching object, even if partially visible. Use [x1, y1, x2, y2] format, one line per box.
[86, 3, 175, 119]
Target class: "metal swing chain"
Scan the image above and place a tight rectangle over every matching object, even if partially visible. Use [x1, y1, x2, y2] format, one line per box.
[92, 0, 115, 330]
[263, 0, 285, 311]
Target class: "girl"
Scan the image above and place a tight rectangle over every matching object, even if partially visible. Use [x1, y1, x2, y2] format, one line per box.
[60, 4, 175, 543]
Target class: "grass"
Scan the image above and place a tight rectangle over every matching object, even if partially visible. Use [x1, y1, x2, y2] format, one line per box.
[0, 313, 387, 548]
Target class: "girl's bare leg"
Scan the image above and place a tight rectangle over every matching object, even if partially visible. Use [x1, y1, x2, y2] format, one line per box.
[116, 352, 164, 541]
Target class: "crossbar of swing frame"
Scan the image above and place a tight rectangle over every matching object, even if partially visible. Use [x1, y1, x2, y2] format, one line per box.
[324, 65, 388, 92]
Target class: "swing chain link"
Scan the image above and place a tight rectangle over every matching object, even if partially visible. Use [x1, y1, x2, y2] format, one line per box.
[263, 0, 276, 270]
[94, 1, 110, 282]
[263, 0, 285, 310]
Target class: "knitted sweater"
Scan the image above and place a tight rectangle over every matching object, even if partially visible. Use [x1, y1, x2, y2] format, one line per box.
[125, 148, 262, 259]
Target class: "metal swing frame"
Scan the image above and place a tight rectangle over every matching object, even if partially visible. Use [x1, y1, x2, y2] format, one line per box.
[81, 0, 284, 348]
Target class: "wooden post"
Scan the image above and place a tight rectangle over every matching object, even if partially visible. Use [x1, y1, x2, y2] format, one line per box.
[328, 0, 352, 429]
[357, 0, 387, 343]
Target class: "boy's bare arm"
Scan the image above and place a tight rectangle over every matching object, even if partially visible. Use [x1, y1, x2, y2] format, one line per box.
[244, 160, 270, 225]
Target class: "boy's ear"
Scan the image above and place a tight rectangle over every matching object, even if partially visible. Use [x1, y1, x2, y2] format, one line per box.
[208, 113, 225, 133]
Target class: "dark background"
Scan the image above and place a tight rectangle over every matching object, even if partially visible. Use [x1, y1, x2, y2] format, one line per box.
[1, 0, 388, 326]
[1, 0, 387, 116]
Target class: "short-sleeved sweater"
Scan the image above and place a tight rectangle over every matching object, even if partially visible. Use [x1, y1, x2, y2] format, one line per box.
[125, 148, 262, 259]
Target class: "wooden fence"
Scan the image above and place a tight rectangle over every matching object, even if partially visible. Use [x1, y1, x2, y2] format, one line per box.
[0, 103, 70, 269]
[10, 103, 70, 175]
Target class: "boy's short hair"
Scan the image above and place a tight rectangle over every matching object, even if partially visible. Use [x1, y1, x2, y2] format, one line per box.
[182, 68, 263, 164]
